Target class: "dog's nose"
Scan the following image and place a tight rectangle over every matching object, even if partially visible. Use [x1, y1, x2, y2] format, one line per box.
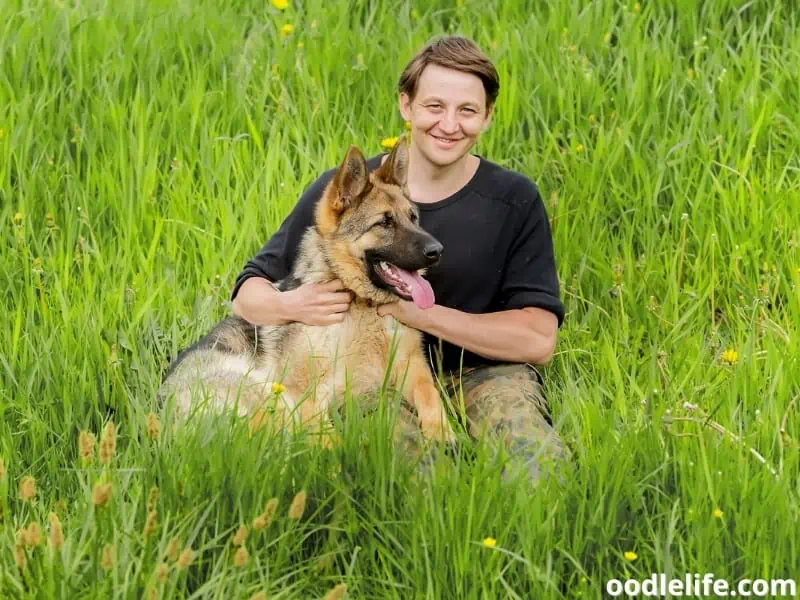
[423, 241, 443, 261]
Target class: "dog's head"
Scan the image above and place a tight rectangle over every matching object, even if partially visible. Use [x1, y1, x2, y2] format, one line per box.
[315, 137, 442, 308]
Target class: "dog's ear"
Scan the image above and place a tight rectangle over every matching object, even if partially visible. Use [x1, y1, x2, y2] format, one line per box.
[375, 136, 409, 188]
[330, 145, 369, 213]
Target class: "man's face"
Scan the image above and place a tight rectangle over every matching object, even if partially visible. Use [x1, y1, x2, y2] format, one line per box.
[399, 64, 493, 169]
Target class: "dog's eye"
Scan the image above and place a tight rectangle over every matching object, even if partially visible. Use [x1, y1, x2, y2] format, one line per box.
[409, 212, 419, 224]
[381, 212, 394, 227]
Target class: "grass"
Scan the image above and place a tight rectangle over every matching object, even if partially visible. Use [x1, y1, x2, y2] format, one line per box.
[1, 0, 798, 597]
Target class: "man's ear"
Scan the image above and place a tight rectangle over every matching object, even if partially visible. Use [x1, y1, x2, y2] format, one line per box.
[374, 135, 409, 188]
[398, 93, 412, 122]
[483, 104, 494, 131]
[329, 145, 369, 213]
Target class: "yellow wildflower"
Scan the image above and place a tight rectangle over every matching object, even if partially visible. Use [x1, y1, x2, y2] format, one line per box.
[280, 23, 294, 37]
[624, 551, 638, 561]
[270, 0, 288, 9]
[575, 143, 585, 153]
[404, 120, 412, 130]
[19, 476, 37, 501]
[13, 212, 24, 225]
[721, 349, 738, 365]
[272, 382, 286, 394]
[234, 545, 249, 567]
[288, 490, 307, 520]
[381, 136, 400, 149]
[482, 537, 497, 548]
[712, 508, 723, 518]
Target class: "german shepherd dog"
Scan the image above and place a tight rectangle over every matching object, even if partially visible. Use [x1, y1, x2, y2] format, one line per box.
[159, 139, 455, 444]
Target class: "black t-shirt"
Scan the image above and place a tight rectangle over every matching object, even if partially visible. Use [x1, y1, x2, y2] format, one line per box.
[231, 153, 564, 374]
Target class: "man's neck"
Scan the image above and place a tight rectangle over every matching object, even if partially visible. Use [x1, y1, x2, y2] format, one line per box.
[407, 145, 479, 204]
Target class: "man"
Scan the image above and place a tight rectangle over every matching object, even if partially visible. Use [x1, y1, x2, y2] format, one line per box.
[231, 36, 569, 483]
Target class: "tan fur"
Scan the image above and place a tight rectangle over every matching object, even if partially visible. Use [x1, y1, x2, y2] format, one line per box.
[160, 138, 455, 445]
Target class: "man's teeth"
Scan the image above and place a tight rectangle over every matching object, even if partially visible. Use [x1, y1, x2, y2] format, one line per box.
[379, 261, 388, 269]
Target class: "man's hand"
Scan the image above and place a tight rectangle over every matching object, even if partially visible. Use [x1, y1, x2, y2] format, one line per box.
[376, 299, 431, 330]
[232, 277, 352, 327]
[283, 279, 353, 326]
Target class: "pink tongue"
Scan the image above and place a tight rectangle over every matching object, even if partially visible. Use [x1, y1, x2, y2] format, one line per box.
[394, 268, 435, 309]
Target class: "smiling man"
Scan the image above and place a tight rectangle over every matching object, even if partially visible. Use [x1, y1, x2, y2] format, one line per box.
[230, 36, 569, 484]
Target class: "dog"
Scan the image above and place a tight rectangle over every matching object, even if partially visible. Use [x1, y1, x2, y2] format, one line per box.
[159, 138, 455, 445]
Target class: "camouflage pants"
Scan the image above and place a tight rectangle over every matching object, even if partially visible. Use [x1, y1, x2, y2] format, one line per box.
[393, 363, 570, 484]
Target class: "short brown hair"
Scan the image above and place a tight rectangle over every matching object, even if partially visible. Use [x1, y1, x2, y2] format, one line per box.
[397, 36, 500, 111]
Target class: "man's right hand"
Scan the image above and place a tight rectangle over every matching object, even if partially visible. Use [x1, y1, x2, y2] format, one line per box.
[282, 279, 353, 326]
[232, 277, 352, 327]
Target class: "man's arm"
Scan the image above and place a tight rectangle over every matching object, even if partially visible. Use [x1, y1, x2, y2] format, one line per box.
[377, 302, 558, 365]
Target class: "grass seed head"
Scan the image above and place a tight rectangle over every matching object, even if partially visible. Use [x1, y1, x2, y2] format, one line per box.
[49, 512, 64, 550]
[100, 421, 117, 464]
[232, 525, 248, 546]
[19, 476, 37, 502]
[288, 490, 306, 520]
[323, 583, 348, 600]
[234, 545, 249, 567]
[92, 482, 113, 507]
[79, 430, 96, 463]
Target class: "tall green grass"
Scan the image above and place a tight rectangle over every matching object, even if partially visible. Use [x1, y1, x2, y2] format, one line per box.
[1, 0, 798, 597]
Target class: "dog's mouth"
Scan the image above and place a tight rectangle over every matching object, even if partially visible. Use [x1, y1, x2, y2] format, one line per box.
[372, 260, 435, 309]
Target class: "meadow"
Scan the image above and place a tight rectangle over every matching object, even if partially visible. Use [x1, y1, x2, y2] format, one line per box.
[1, 0, 798, 597]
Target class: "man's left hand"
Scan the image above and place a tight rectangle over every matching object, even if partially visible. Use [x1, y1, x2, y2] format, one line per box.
[376, 300, 431, 330]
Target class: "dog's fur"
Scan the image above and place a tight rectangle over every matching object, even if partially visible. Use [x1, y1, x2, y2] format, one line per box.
[159, 139, 455, 443]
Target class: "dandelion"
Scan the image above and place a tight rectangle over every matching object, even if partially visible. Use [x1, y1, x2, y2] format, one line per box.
[270, 0, 288, 9]
[19, 476, 37, 501]
[234, 545, 249, 567]
[79, 430, 96, 463]
[482, 537, 497, 548]
[13, 212, 24, 225]
[712, 508, 724, 519]
[271, 382, 286, 394]
[280, 23, 294, 37]
[381, 136, 399, 149]
[232, 525, 248, 546]
[288, 490, 307, 520]
[721, 349, 738, 365]
[146, 412, 161, 441]
[176, 547, 195, 570]
[323, 583, 348, 600]
[253, 497, 279, 530]
[92, 482, 113, 507]
[99, 421, 116, 464]
[624, 551, 638, 561]
[101, 544, 115, 571]
[49, 513, 64, 550]
[575, 143, 584, 153]
[166, 537, 181, 562]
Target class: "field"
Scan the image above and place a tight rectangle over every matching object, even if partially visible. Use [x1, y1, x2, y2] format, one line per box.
[1, 0, 798, 597]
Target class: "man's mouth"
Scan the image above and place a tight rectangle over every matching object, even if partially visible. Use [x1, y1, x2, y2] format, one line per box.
[430, 134, 462, 147]
[373, 261, 435, 309]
